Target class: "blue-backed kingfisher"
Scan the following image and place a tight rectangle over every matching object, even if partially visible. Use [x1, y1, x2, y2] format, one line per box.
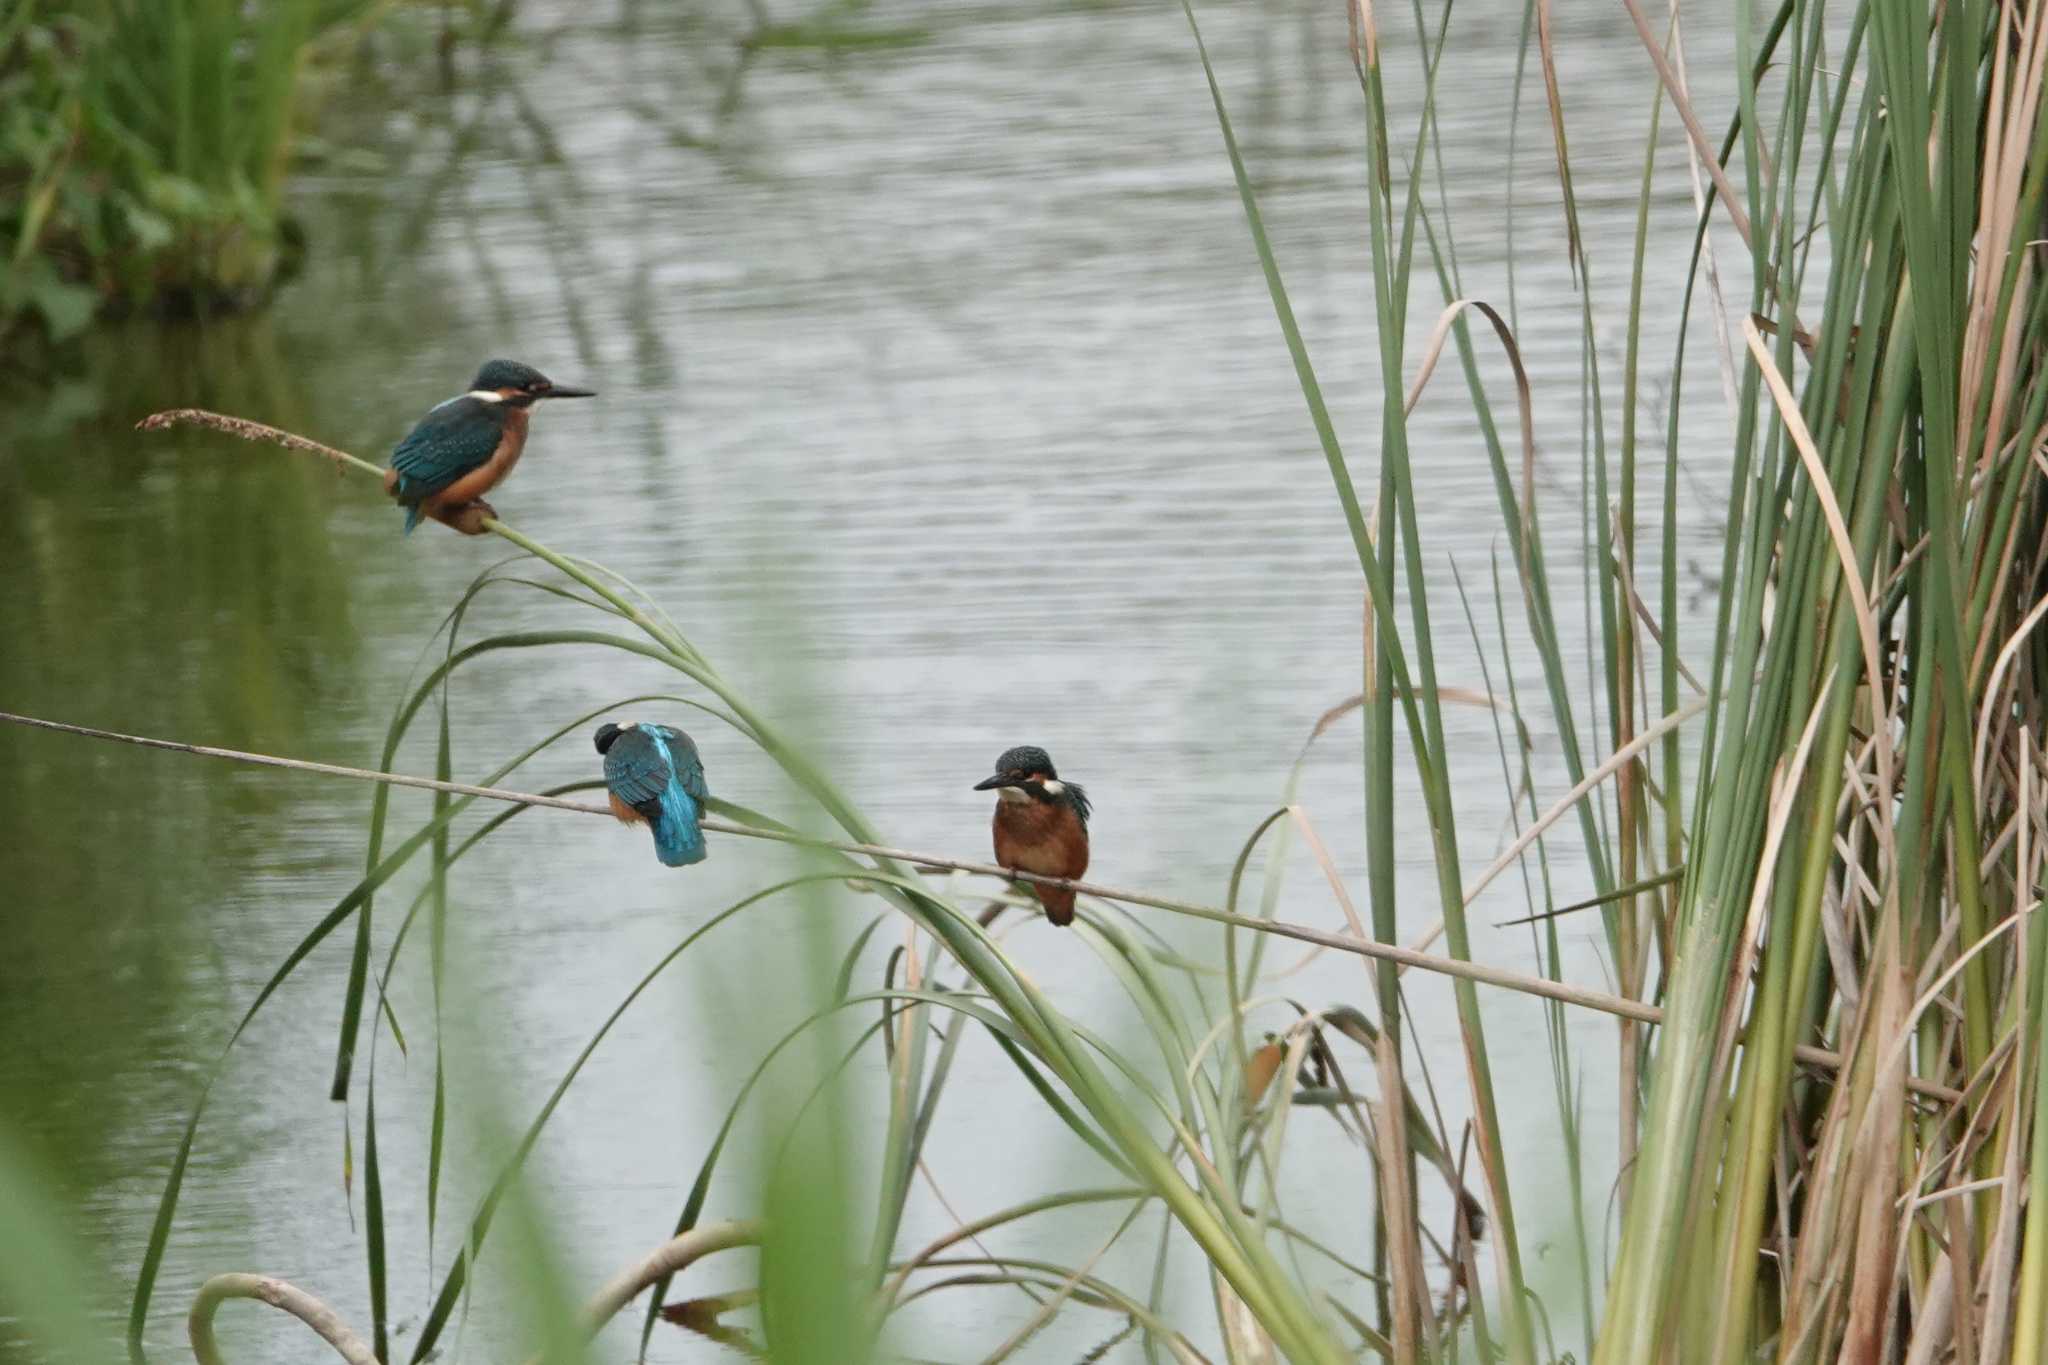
[595, 721, 710, 867]
[975, 745, 1090, 925]
[382, 359, 595, 534]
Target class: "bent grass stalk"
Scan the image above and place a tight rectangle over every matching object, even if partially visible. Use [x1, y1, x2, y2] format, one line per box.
[187, 1274, 378, 1365]
[183, 1220, 764, 1365]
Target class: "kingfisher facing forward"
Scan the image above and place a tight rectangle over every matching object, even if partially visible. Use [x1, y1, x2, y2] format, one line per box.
[383, 359, 595, 534]
[975, 745, 1091, 926]
[595, 722, 710, 867]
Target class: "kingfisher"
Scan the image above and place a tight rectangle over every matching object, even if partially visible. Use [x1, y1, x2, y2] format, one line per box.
[974, 745, 1091, 926]
[382, 359, 595, 534]
[595, 721, 710, 867]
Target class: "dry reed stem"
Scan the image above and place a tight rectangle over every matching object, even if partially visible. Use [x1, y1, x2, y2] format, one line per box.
[1845, 927, 1911, 1357]
[1959, 1, 2048, 493]
[1530, 0, 1589, 288]
[1733, 669, 1836, 993]
[1972, 590, 2048, 792]
[137, 410, 382, 477]
[1663, 0, 1743, 418]
[1374, 1033, 1424, 1362]
[1980, 727, 2038, 1362]
[1609, 506, 1707, 694]
[1458, 694, 1708, 909]
[1617, 0, 1754, 249]
[1742, 317, 1897, 821]
[1286, 807, 1379, 981]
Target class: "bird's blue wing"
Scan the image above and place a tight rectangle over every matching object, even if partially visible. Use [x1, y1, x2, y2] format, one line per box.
[647, 725, 709, 804]
[388, 396, 503, 499]
[651, 776, 708, 866]
[602, 728, 673, 809]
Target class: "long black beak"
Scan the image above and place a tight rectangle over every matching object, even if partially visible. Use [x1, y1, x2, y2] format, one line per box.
[544, 384, 597, 399]
[973, 774, 1018, 792]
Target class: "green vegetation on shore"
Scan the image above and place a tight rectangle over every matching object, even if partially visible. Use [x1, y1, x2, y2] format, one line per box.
[1, 0, 387, 342]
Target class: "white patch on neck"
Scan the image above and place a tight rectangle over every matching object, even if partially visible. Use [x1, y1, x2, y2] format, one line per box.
[465, 389, 506, 403]
[997, 785, 1032, 804]
[1040, 779, 1065, 795]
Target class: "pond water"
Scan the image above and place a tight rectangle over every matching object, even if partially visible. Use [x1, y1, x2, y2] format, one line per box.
[1, 0, 1745, 1359]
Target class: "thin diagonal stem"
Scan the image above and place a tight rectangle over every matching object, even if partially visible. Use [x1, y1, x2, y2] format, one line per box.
[0, 707, 1961, 1101]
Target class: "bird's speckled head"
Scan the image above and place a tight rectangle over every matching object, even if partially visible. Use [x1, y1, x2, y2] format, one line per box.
[470, 359, 596, 406]
[593, 722, 624, 754]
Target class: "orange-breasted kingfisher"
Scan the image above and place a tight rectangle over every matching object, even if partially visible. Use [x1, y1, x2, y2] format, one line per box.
[595, 721, 709, 867]
[974, 744, 1091, 926]
[382, 359, 594, 535]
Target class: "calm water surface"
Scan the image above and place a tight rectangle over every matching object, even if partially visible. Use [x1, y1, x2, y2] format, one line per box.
[2, 1, 1746, 1358]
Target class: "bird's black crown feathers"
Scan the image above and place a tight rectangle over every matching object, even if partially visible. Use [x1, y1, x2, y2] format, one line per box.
[472, 358, 550, 392]
[993, 744, 1056, 777]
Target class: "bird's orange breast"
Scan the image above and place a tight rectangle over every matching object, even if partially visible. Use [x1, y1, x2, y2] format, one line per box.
[991, 799, 1088, 879]
[609, 790, 646, 825]
[434, 407, 531, 506]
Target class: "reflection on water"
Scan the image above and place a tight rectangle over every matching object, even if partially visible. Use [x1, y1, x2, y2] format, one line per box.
[3, 0, 1740, 1358]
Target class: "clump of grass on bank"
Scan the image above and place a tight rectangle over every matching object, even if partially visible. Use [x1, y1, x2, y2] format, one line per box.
[1212, 0, 2048, 1359]
[0, 0, 383, 343]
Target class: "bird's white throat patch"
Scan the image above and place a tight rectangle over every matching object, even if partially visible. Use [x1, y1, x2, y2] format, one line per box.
[997, 785, 1032, 804]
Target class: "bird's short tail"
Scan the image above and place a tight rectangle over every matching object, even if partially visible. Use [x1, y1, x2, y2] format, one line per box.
[650, 780, 708, 868]
[1034, 883, 1077, 927]
[402, 502, 423, 536]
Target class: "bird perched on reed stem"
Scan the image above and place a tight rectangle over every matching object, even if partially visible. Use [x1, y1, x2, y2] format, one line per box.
[595, 721, 709, 867]
[974, 744, 1090, 925]
[383, 359, 594, 534]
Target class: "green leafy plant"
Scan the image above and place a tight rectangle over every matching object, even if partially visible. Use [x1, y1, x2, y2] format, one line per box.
[1, 0, 383, 342]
